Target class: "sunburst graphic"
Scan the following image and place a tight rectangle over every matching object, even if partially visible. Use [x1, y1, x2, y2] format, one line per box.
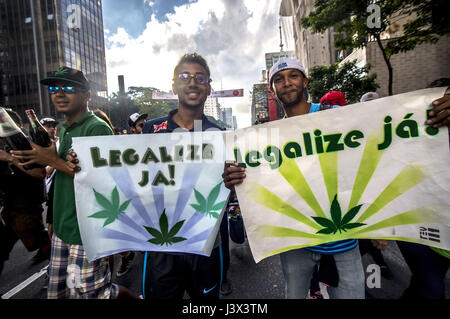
[248, 133, 439, 259]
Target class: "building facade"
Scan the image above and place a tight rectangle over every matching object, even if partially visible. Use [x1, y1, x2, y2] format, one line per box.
[204, 97, 221, 121]
[0, 0, 107, 119]
[279, 0, 341, 74]
[279, 0, 450, 98]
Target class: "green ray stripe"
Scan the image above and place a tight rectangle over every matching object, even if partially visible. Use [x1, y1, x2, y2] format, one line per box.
[256, 225, 323, 239]
[356, 165, 427, 223]
[349, 133, 384, 209]
[249, 183, 321, 230]
[318, 152, 338, 204]
[278, 159, 326, 218]
[354, 207, 437, 235]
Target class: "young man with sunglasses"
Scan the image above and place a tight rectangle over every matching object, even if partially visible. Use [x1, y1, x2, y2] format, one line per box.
[141, 53, 228, 299]
[11, 66, 137, 299]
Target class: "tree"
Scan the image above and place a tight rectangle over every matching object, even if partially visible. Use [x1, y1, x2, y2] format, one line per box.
[301, 0, 450, 96]
[106, 92, 139, 131]
[128, 86, 177, 120]
[308, 60, 379, 104]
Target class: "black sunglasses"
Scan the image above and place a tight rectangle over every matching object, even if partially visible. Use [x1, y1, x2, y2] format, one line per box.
[176, 72, 211, 85]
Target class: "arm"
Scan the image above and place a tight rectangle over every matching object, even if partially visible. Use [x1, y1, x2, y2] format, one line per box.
[0, 149, 46, 179]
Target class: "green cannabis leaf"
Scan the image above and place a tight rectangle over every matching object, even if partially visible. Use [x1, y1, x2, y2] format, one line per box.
[144, 209, 187, 246]
[189, 182, 226, 219]
[88, 187, 132, 227]
[312, 194, 365, 234]
[55, 66, 69, 75]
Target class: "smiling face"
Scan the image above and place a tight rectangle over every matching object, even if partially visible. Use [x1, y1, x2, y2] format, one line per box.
[49, 81, 90, 119]
[272, 68, 308, 108]
[172, 62, 211, 110]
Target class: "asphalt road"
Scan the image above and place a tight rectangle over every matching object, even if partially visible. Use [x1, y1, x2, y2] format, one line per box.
[1, 236, 449, 299]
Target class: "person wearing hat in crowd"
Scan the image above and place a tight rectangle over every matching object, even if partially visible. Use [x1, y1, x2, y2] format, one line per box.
[320, 90, 346, 108]
[128, 112, 148, 134]
[11, 66, 137, 299]
[40, 117, 59, 142]
[38, 116, 59, 240]
[360, 92, 380, 102]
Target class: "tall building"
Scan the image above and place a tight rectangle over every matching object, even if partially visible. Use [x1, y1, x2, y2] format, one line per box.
[251, 83, 268, 125]
[221, 107, 233, 130]
[204, 97, 221, 121]
[0, 0, 108, 119]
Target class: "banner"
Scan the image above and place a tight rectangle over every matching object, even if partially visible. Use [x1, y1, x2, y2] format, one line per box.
[226, 88, 450, 263]
[73, 132, 229, 261]
[152, 89, 244, 100]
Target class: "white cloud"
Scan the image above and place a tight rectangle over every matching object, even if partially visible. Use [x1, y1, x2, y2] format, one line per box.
[105, 0, 284, 128]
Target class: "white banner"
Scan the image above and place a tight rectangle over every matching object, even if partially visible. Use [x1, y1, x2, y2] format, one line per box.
[225, 88, 450, 263]
[73, 132, 229, 262]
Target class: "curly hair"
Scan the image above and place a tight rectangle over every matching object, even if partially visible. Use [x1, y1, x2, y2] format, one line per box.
[173, 53, 211, 80]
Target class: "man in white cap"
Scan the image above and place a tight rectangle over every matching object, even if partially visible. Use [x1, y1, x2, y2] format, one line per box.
[360, 92, 380, 102]
[222, 57, 392, 299]
[128, 112, 148, 134]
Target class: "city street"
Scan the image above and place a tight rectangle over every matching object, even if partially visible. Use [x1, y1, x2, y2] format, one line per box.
[1, 235, 449, 299]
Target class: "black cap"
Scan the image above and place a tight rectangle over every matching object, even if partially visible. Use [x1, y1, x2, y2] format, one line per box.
[40, 66, 90, 90]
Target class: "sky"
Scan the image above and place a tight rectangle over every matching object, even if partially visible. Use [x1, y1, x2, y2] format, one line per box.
[101, 0, 295, 128]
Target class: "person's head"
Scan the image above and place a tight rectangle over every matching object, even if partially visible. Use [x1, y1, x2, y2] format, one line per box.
[93, 109, 115, 132]
[360, 92, 379, 102]
[269, 57, 309, 109]
[40, 66, 91, 118]
[172, 53, 212, 110]
[321, 91, 346, 107]
[445, 86, 450, 96]
[128, 112, 148, 134]
[39, 116, 58, 140]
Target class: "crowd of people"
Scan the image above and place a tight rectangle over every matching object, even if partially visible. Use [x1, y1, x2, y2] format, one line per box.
[0, 53, 449, 300]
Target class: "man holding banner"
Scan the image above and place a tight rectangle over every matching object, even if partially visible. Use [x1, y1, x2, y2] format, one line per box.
[141, 53, 228, 299]
[11, 67, 137, 299]
[223, 57, 450, 299]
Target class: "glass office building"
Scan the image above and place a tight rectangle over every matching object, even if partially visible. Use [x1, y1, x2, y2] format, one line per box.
[0, 0, 107, 119]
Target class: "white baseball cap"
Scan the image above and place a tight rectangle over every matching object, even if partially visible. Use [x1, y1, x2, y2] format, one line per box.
[360, 92, 380, 102]
[269, 57, 307, 86]
[128, 112, 148, 127]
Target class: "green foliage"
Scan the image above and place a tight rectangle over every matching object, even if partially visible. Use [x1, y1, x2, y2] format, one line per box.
[190, 182, 226, 219]
[89, 187, 132, 227]
[128, 86, 177, 120]
[144, 209, 187, 246]
[308, 60, 379, 104]
[312, 194, 365, 234]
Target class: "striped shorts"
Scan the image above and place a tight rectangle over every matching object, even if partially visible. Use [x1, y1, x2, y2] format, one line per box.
[47, 234, 118, 299]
